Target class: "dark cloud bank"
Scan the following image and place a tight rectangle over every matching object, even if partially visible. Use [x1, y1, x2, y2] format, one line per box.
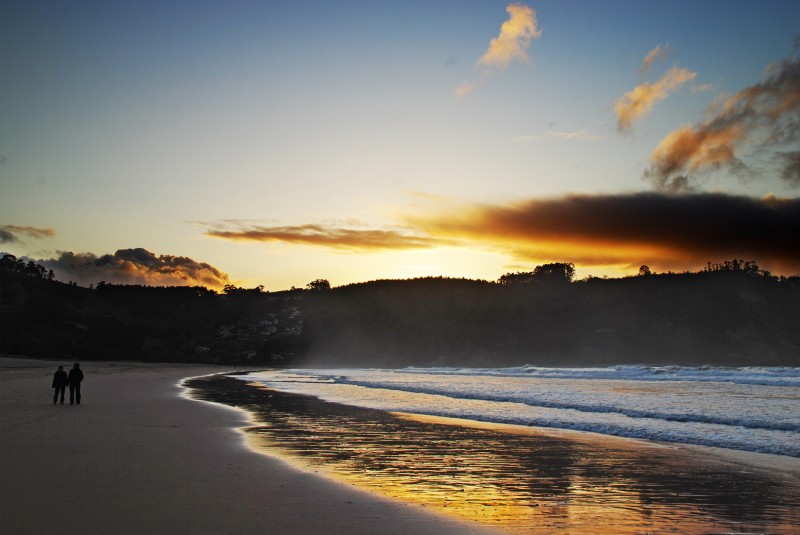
[459, 193, 799, 262]
[408, 192, 800, 274]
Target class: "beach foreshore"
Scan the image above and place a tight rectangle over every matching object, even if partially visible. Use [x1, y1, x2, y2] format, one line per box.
[188, 372, 800, 534]
[0, 357, 495, 534]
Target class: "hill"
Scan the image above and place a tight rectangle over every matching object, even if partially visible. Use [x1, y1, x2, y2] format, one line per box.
[2, 255, 799, 367]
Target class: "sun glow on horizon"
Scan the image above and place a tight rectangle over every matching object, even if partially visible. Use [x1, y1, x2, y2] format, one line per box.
[2, 2, 799, 289]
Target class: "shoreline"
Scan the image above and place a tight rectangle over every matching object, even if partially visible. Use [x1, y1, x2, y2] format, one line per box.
[5, 357, 799, 534]
[397, 411, 800, 478]
[0, 358, 495, 534]
[187, 372, 800, 534]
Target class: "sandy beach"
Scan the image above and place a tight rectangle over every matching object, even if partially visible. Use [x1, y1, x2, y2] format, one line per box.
[4, 357, 799, 535]
[0, 357, 495, 534]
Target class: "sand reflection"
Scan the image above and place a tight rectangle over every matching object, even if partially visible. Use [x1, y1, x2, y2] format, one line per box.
[187, 375, 800, 534]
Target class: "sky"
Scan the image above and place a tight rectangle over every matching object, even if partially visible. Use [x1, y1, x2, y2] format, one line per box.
[2, 1, 799, 290]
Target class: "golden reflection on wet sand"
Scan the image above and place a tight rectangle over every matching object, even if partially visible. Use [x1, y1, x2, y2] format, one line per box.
[187, 375, 800, 534]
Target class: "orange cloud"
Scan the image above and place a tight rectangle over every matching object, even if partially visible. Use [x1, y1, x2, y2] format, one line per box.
[615, 66, 696, 131]
[454, 81, 474, 97]
[645, 56, 800, 191]
[39, 248, 230, 289]
[456, 3, 541, 96]
[477, 3, 541, 69]
[0, 224, 55, 243]
[646, 123, 746, 191]
[205, 224, 449, 251]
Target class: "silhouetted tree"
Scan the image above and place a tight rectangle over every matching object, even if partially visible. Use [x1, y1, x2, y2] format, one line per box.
[223, 284, 265, 297]
[532, 262, 576, 284]
[638, 265, 652, 276]
[307, 279, 331, 291]
[499, 263, 576, 286]
[704, 259, 766, 277]
[498, 271, 537, 286]
[223, 284, 238, 294]
[1, 254, 20, 272]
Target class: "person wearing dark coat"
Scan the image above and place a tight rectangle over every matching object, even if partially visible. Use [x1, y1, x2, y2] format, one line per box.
[52, 365, 68, 404]
[68, 363, 84, 405]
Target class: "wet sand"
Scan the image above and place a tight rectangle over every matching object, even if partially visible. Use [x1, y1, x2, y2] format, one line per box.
[186, 373, 800, 534]
[0, 358, 494, 534]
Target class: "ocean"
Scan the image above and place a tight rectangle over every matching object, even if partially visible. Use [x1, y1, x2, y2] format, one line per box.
[187, 365, 800, 533]
[238, 365, 800, 458]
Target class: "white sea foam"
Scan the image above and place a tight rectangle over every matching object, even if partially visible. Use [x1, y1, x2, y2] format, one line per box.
[236, 365, 800, 458]
[401, 365, 800, 387]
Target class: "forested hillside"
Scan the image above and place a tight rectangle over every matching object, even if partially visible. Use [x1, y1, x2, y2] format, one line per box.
[2, 254, 799, 367]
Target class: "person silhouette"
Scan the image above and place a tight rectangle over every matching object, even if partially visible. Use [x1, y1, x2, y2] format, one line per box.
[52, 365, 68, 404]
[68, 363, 84, 405]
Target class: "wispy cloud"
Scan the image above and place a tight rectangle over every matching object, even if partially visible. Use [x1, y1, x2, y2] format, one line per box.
[615, 66, 696, 131]
[514, 129, 601, 142]
[38, 248, 230, 289]
[0, 225, 55, 243]
[205, 223, 450, 251]
[456, 3, 541, 96]
[454, 82, 474, 97]
[644, 56, 800, 192]
[692, 82, 716, 94]
[639, 44, 670, 75]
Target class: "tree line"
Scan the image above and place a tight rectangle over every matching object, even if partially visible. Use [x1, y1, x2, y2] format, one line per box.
[1, 254, 799, 366]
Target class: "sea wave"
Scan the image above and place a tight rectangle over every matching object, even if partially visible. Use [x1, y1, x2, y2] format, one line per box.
[328, 377, 800, 432]
[406, 405, 800, 458]
[240, 366, 800, 458]
[398, 365, 800, 387]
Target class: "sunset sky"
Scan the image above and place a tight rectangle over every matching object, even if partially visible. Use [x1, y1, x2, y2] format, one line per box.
[2, 1, 799, 290]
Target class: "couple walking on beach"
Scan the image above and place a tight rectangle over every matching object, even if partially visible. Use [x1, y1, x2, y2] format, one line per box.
[52, 363, 84, 405]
